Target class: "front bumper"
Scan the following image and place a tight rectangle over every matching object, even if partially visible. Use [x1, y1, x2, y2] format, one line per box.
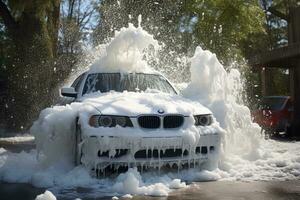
[78, 132, 221, 172]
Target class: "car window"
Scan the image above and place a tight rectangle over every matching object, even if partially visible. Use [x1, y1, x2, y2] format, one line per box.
[71, 73, 85, 92]
[259, 97, 286, 111]
[82, 73, 177, 95]
[285, 99, 294, 111]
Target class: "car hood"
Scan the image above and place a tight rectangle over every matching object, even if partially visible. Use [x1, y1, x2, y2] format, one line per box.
[79, 91, 212, 116]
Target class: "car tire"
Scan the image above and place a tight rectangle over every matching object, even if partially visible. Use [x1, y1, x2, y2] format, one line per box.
[75, 117, 82, 165]
[285, 122, 292, 137]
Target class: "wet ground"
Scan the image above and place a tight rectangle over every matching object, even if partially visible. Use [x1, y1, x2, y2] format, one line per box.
[1, 180, 300, 200]
[167, 180, 300, 200]
[1, 138, 300, 200]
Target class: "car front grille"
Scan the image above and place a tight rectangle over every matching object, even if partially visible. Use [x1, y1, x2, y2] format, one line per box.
[138, 116, 160, 129]
[98, 149, 128, 158]
[163, 115, 184, 128]
[137, 115, 184, 129]
[97, 146, 214, 159]
[135, 148, 188, 159]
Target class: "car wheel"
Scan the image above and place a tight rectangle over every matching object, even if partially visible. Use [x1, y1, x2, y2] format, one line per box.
[264, 129, 274, 139]
[75, 117, 82, 165]
[285, 122, 292, 136]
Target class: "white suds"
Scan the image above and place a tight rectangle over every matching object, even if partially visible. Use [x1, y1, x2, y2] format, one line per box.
[35, 190, 57, 200]
[88, 23, 158, 74]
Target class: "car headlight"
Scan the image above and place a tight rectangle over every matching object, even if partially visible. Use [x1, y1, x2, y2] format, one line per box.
[194, 114, 213, 126]
[99, 116, 113, 127]
[89, 115, 133, 128]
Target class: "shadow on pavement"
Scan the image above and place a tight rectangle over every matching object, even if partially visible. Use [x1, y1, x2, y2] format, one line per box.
[0, 183, 45, 200]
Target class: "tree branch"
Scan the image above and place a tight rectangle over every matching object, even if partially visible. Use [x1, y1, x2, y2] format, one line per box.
[268, 7, 289, 21]
[0, 1, 17, 31]
[68, 0, 75, 19]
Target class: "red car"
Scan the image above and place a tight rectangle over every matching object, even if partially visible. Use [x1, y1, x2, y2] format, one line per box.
[252, 96, 293, 134]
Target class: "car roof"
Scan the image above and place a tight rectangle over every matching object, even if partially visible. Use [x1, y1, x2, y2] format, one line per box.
[262, 96, 290, 99]
[86, 70, 163, 75]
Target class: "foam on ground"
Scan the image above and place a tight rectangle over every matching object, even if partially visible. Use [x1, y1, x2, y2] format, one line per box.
[35, 190, 57, 200]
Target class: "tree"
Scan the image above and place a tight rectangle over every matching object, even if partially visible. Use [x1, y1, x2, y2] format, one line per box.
[0, 19, 8, 127]
[0, 0, 100, 131]
[93, 0, 184, 48]
[182, 0, 265, 64]
[257, 0, 299, 96]
[241, 0, 299, 107]
[54, 0, 99, 85]
[59, 0, 98, 55]
[0, 0, 61, 130]
[94, 0, 266, 66]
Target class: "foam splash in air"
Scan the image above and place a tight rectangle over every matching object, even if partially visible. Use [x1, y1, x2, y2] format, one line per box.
[89, 22, 158, 74]
[181, 47, 300, 181]
[182, 47, 261, 157]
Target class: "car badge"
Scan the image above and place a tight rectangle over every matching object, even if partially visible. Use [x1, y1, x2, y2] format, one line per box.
[158, 109, 164, 114]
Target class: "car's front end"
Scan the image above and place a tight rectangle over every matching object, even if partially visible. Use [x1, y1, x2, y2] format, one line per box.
[60, 72, 223, 174]
[76, 92, 222, 175]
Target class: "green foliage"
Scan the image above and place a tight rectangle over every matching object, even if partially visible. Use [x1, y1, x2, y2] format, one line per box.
[0, 0, 100, 130]
[242, 0, 297, 106]
[93, 0, 183, 48]
[93, 0, 267, 83]
[269, 68, 289, 95]
[94, 0, 265, 65]
[259, 0, 296, 96]
[183, 0, 265, 64]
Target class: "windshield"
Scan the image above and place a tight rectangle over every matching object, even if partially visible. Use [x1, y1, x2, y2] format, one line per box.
[259, 97, 286, 111]
[82, 73, 177, 95]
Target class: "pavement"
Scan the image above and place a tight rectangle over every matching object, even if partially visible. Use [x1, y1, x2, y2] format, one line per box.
[0, 135, 35, 152]
[0, 137, 300, 200]
[166, 180, 300, 200]
[0, 180, 300, 200]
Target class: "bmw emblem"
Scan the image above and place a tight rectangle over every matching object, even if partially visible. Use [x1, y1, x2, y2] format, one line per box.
[157, 109, 164, 114]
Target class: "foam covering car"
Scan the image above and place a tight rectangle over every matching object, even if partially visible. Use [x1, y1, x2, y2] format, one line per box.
[58, 70, 222, 175]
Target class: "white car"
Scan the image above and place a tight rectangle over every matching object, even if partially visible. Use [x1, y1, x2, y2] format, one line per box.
[61, 71, 221, 175]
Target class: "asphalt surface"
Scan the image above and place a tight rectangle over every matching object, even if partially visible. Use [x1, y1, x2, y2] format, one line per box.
[0, 180, 300, 200]
[166, 180, 300, 200]
[1, 140, 300, 200]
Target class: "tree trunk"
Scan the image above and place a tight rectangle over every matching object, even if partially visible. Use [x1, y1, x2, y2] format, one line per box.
[5, 6, 56, 130]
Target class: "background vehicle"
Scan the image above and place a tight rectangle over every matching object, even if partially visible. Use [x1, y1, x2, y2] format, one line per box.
[252, 96, 293, 135]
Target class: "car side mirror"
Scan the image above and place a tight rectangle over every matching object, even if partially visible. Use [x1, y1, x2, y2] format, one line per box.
[61, 87, 77, 98]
